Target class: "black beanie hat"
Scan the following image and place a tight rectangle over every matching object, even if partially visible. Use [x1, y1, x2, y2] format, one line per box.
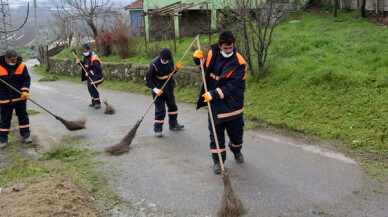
[218, 31, 235, 45]
[83, 44, 90, 50]
[159, 48, 172, 60]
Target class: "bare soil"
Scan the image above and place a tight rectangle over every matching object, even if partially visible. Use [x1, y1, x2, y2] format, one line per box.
[0, 175, 101, 217]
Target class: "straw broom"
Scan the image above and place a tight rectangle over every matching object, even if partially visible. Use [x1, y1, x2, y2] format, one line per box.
[71, 50, 115, 115]
[105, 36, 198, 155]
[196, 37, 244, 217]
[0, 78, 86, 131]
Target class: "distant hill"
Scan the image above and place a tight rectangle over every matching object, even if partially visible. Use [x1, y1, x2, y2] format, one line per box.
[4, 4, 55, 48]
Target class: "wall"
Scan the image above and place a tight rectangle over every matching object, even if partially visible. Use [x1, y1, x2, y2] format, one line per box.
[129, 10, 143, 37]
[49, 57, 203, 87]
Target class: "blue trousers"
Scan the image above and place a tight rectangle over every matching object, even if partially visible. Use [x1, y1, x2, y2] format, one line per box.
[209, 116, 244, 164]
[152, 91, 178, 132]
[87, 81, 101, 105]
[0, 100, 30, 142]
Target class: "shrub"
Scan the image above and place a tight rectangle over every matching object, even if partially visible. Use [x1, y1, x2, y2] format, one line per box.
[146, 43, 161, 59]
[111, 19, 137, 58]
[95, 32, 114, 56]
[377, 17, 388, 26]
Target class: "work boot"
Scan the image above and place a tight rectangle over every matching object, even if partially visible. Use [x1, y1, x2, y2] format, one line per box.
[94, 104, 101, 109]
[169, 123, 184, 131]
[24, 137, 32, 144]
[213, 163, 222, 174]
[155, 131, 163, 138]
[0, 142, 8, 149]
[234, 152, 244, 163]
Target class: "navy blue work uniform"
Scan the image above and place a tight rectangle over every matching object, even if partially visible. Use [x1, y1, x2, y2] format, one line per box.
[196, 44, 247, 164]
[146, 57, 178, 132]
[81, 54, 104, 106]
[0, 56, 31, 142]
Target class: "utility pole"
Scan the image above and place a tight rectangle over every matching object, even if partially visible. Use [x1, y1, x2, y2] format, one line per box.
[34, 0, 38, 45]
[73, 17, 77, 46]
[63, 18, 67, 46]
[0, 0, 12, 49]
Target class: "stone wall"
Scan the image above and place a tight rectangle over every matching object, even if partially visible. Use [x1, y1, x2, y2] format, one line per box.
[49, 57, 203, 86]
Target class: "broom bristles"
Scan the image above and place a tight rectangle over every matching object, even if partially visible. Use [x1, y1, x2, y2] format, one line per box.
[54, 116, 86, 131]
[103, 100, 115, 115]
[218, 172, 244, 217]
[105, 121, 141, 155]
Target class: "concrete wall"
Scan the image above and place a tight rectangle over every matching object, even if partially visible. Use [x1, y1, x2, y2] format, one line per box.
[49, 57, 203, 87]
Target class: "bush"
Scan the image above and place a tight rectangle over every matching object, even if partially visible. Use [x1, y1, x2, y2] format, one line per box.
[111, 19, 137, 58]
[146, 43, 161, 59]
[95, 32, 114, 56]
[321, 4, 334, 13]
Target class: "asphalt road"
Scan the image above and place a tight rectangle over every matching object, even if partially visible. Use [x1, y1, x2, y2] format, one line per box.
[26, 59, 387, 217]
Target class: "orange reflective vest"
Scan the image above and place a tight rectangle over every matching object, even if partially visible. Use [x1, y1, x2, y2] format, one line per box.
[0, 63, 26, 76]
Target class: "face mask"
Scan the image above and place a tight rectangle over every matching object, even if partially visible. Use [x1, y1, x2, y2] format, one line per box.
[161, 59, 169, 64]
[220, 50, 233, 58]
[7, 62, 16, 66]
[83, 52, 90, 56]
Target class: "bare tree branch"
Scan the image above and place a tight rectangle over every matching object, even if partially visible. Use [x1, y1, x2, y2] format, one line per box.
[214, 0, 302, 72]
[49, 0, 115, 38]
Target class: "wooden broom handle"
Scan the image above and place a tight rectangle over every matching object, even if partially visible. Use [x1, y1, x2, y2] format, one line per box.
[138, 35, 199, 122]
[0, 77, 57, 117]
[196, 36, 225, 172]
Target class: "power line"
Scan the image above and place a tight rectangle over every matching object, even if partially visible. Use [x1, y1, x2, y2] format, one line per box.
[0, 0, 13, 49]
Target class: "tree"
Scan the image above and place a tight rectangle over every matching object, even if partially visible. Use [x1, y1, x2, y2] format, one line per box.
[361, 0, 367, 18]
[49, 4, 72, 46]
[49, 0, 115, 38]
[216, 0, 302, 73]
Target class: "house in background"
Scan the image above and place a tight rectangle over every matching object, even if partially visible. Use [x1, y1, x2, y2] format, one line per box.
[143, 0, 212, 41]
[322, 0, 388, 12]
[346, 0, 388, 12]
[124, 0, 144, 36]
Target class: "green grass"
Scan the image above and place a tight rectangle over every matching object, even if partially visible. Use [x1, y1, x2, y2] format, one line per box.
[50, 10, 387, 161]
[38, 75, 59, 82]
[27, 109, 40, 115]
[245, 10, 388, 156]
[0, 151, 49, 186]
[38, 146, 89, 162]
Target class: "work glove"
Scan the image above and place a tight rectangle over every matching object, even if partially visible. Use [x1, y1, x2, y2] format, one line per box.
[153, 87, 163, 96]
[76, 59, 81, 64]
[202, 92, 212, 103]
[175, 61, 182, 70]
[193, 50, 203, 59]
[21, 92, 29, 99]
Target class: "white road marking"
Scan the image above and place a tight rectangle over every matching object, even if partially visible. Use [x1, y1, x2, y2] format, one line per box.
[257, 134, 357, 164]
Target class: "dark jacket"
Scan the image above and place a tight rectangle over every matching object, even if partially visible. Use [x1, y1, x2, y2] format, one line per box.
[145, 56, 176, 95]
[196, 43, 247, 123]
[81, 54, 104, 85]
[0, 55, 30, 103]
